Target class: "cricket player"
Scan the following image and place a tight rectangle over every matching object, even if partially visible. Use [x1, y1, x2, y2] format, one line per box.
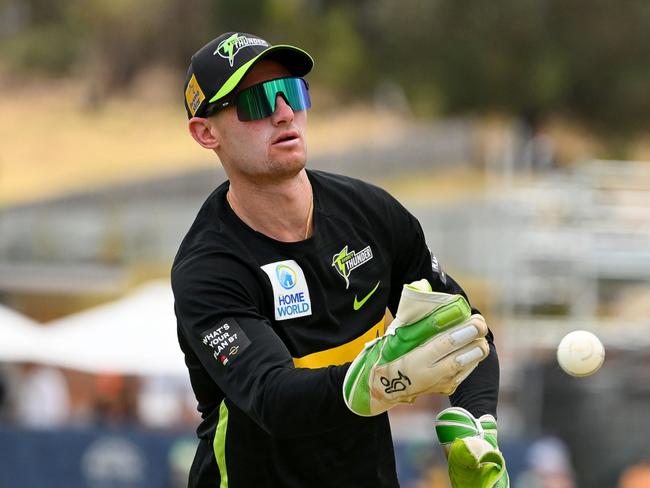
[172, 31, 508, 487]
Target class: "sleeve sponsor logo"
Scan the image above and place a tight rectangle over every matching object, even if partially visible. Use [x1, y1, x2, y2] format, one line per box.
[331, 244, 373, 289]
[429, 248, 447, 284]
[261, 260, 312, 321]
[201, 318, 250, 366]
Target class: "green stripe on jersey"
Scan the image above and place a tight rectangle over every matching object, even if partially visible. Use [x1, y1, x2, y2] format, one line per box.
[213, 400, 229, 487]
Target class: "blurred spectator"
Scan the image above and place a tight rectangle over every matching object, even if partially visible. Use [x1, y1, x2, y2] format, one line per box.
[618, 457, 650, 488]
[514, 437, 575, 488]
[137, 375, 198, 429]
[15, 363, 70, 428]
[92, 373, 139, 426]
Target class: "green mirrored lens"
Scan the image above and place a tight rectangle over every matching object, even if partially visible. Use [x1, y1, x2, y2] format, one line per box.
[236, 77, 311, 121]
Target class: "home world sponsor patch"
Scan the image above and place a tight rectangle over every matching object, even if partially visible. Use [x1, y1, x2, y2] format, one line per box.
[261, 260, 312, 321]
[201, 318, 251, 366]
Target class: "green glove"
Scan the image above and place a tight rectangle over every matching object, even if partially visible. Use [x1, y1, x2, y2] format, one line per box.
[435, 407, 510, 488]
[343, 279, 489, 416]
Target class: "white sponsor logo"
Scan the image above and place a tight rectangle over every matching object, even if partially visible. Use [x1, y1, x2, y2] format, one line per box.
[331, 244, 374, 289]
[202, 323, 239, 356]
[261, 260, 313, 321]
[429, 248, 447, 284]
[214, 33, 269, 67]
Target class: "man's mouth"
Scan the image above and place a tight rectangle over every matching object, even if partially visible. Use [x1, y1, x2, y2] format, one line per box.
[272, 131, 300, 145]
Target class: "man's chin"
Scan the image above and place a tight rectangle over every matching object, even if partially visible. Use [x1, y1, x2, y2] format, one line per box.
[274, 160, 306, 179]
[269, 151, 307, 174]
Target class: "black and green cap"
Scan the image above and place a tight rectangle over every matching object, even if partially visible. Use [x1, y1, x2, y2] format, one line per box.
[183, 32, 314, 118]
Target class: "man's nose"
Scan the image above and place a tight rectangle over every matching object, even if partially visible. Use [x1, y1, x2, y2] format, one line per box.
[271, 94, 294, 124]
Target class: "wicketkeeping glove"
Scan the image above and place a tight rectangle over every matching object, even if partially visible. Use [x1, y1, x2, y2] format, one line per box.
[435, 407, 510, 488]
[343, 279, 489, 416]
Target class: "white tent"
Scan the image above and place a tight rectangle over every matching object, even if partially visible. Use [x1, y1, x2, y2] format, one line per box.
[0, 304, 42, 363]
[41, 281, 186, 376]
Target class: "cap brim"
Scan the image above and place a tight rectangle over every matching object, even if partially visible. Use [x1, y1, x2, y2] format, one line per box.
[209, 45, 314, 103]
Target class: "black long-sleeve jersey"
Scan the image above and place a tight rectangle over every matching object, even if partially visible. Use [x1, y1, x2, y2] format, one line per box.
[171, 170, 499, 488]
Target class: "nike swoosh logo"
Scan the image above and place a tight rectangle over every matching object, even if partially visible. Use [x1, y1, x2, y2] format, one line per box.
[353, 281, 381, 311]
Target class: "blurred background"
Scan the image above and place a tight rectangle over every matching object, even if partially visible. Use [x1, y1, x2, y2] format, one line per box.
[1, 1, 649, 487]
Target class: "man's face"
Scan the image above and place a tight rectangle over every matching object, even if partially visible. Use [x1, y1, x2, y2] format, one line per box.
[211, 60, 308, 184]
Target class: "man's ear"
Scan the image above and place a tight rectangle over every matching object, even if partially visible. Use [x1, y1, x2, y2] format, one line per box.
[188, 117, 220, 150]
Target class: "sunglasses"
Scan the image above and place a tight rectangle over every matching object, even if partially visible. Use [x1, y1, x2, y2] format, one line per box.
[203, 76, 311, 121]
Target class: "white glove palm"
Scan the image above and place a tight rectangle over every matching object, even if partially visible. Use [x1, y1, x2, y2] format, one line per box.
[343, 279, 489, 416]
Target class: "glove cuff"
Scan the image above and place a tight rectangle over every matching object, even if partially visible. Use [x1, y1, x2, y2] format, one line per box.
[435, 407, 486, 451]
[478, 414, 499, 449]
[436, 407, 510, 488]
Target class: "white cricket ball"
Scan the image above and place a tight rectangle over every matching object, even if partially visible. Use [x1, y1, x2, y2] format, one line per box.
[556, 330, 605, 377]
